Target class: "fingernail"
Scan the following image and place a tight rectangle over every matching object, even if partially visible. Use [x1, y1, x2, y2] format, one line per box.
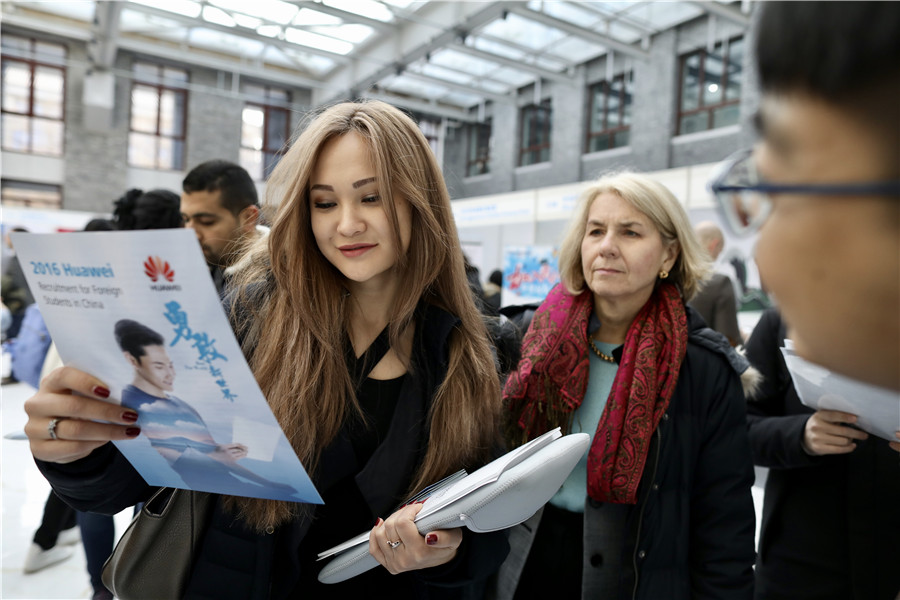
[93, 386, 110, 398]
[122, 411, 138, 423]
[374, 518, 383, 527]
[125, 427, 141, 437]
[426, 534, 437, 546]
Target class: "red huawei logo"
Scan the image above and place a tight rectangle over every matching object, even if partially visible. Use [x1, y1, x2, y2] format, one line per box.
[144, 256, 175, 282]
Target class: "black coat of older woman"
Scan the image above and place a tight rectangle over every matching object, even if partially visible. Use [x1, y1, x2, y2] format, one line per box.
[490, 172, 757, 600]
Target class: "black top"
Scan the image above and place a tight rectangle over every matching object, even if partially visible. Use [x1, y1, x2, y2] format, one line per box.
[36, 302, 510, 599]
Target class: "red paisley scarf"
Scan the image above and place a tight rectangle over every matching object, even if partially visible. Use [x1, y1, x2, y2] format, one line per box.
[503, 282, 688, 504]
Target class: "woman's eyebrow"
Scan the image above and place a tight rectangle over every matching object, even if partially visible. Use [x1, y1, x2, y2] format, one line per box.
[309, 177, 376, 192]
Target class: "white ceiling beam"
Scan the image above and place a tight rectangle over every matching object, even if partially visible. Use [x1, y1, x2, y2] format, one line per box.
[506, 4, 650, 61]
[449, 42, 574, 85]
[0, 8, 93, 42]
[361, 91, 476, 122]
[290, 1, 396, 33]
[123, 2, 352, 64]
[117, 36, 330, 90]
[324, 2, 509, 104]
[88, 1, 123, 69]
[399, 70, 513, 104]
[687, 1, 752, 28]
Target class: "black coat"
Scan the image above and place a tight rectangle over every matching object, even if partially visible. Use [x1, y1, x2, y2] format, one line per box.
[36, 303, 508, 599]
[745, 308, 900, 600]
[492, 306, 757, 600]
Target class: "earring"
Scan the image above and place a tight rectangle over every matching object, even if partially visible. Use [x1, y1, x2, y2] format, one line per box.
[659, 269, 669, 279]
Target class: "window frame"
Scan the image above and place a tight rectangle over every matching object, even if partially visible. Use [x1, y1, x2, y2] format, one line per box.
[519, 99, 552, 167]
[1, 178, 63, 209]
[465, 119, 492, 177]
[1, 36, 67, 156]
[128, 62, 188, 171]
[585, 72, 633, 153]
[676, 35, 744, 135]
[240, 84, 291, 181]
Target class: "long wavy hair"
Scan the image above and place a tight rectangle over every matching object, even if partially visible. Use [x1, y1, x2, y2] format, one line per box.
[228, 101, 501, 531]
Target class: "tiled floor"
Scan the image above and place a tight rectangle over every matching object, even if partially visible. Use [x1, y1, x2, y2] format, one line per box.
[1, 349, 766, 599]
[1, 376, 133, 600]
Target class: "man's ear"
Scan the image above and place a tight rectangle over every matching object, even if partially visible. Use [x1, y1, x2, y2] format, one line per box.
[238, 205, 259, 234]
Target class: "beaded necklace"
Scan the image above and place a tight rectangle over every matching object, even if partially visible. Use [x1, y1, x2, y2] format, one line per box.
[588, 338, 616, 363]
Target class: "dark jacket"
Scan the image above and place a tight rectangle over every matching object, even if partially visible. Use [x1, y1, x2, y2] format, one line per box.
[36, 303, 508, 599]
[687, 273, 741, 346]
[745, 308, 900, 600]
[492, 304, 756, 600]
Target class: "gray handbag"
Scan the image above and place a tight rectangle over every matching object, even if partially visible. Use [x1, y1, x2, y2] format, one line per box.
[101, 487, 212, 600]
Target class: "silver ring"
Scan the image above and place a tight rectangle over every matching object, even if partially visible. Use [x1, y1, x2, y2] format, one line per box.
[47, 418, 62, 441]
[387, 540, 401, 549]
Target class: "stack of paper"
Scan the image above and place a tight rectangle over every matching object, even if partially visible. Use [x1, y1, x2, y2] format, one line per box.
[781, 342, 899, 441]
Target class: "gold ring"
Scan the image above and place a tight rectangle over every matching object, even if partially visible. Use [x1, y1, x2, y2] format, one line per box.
[48, 418, 62, 441]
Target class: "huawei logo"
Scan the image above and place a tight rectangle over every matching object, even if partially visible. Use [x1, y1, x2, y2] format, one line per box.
[144, 256, 175, 282]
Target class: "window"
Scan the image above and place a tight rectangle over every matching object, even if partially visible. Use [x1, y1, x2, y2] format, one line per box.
[519, 100, 552, 167]
[128, 62, 187, 170]
[1, 35, 66, 156]
[586, 72, 633, 153]
[678, 37, 744, 135]
[417, 116, 441, 158]
[240, 85, 290, 181]
[466, 120, 491, 177]
[1, 179, 62, 209]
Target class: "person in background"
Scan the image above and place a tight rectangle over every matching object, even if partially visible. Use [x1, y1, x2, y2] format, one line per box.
[710, 1, 900, 393]
[23, 100, 509, 598]
[22, 492, 80, 574]
[1, 226, 35, 378]
[111, 189, 184, 231]
[493, 172, 757, 600]
[483, 269, 503, 313]
[180, 160, 262, 295]
[688, 221, 743, 346]
[744, 306, 900, 600]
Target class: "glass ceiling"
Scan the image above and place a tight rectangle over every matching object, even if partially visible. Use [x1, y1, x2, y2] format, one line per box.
[0, 1, 747, 117]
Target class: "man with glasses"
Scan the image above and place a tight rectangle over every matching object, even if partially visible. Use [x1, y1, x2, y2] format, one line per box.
[709, 4, 900, 599]
[710, 3, 899, 394]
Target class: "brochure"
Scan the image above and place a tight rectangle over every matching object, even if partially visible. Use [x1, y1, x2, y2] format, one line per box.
[316, 427, 564, 561]
[10, 229, 322, 504]
[781, 341, 899, 442]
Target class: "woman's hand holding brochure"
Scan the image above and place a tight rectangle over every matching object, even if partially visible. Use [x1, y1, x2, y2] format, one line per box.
[316, 428, 591, 583]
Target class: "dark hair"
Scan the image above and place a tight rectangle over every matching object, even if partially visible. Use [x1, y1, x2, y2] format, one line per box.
[83, 218, 116, 232]
[755, 2, 900, 174]
[112, 189, 182, 231]
[489, 269, 502, 287]
[756, 2, 900, 99]
[114, 319, 164, 359]
[182, 160, 259, 216]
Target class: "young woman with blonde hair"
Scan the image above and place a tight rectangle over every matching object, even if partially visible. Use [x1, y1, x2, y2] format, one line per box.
[24, 101, 508, 598]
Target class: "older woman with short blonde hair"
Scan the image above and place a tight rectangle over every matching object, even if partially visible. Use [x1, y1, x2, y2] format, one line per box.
[495, 171, 757, 600]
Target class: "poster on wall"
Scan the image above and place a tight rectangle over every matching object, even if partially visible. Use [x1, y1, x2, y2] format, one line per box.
[10, 229, 322, 504]
[502, 246, 560, 307]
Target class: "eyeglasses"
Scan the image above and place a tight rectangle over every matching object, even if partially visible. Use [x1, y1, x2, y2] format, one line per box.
[708, 149, 900, 236]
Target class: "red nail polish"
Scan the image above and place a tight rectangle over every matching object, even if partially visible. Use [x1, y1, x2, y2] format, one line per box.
[125, 427, 141, 437]
[375, 518, 383, 527]
[122, 411, 138, 423]
[426, 534, 437, 546]
[93, 386, 110, 399]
